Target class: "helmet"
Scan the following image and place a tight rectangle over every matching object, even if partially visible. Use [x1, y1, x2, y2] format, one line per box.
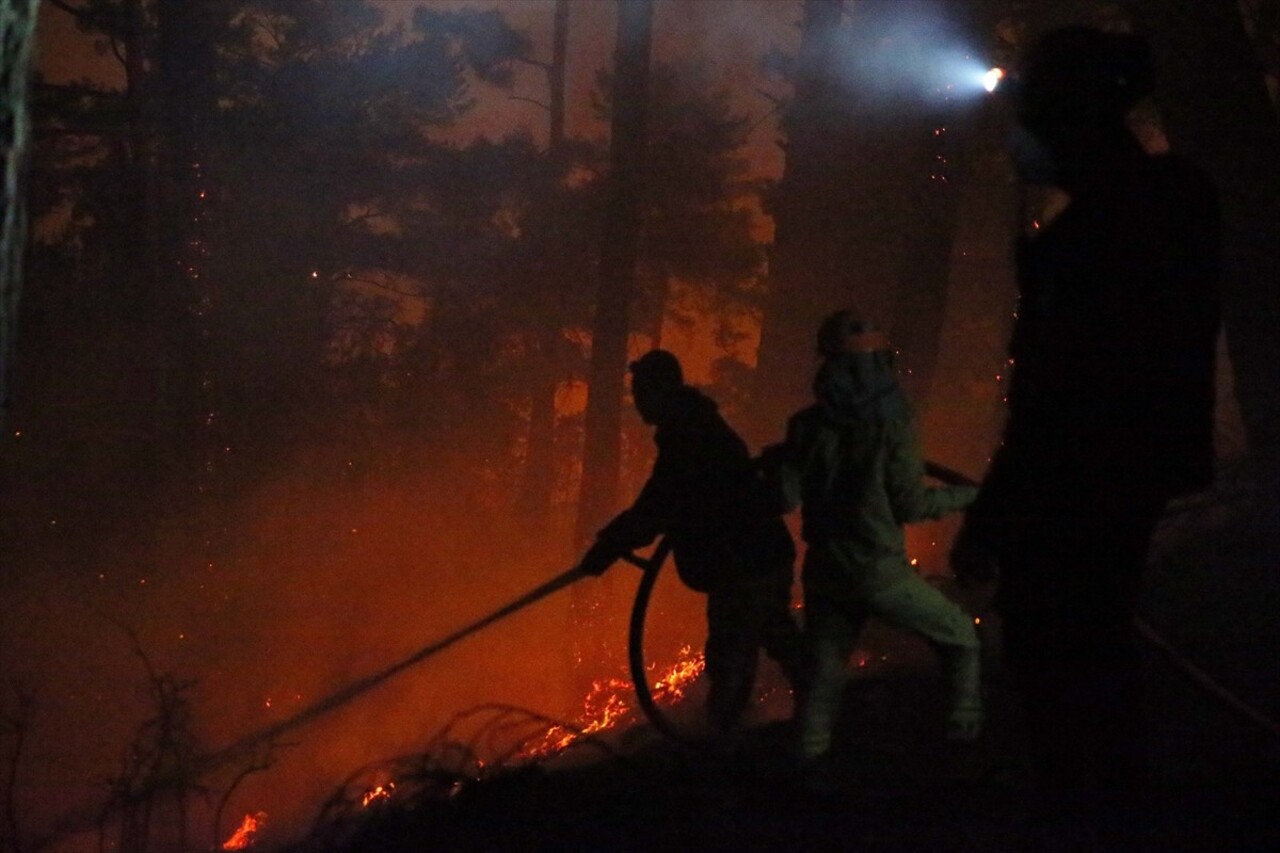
[816, 310, 890, 358]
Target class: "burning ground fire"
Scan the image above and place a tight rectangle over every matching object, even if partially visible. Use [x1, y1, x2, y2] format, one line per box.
[221, 647, 710, 846]
[520, 645, 706, 759]
[221, 811, 267, 850]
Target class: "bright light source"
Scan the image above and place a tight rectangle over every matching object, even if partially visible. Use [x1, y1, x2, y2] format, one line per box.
[982, 67, 1005, 93]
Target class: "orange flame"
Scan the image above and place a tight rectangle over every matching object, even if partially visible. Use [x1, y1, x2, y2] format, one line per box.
[359, 648, 707, 804]
[523, 646, 705, 759]
[361, 781, 396, 807]
[221, 811, 267, 850]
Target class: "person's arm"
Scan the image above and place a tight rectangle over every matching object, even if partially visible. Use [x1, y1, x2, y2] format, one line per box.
[579, 474, 664, 577]
[758, 414, 810, 513]
[884, 419, 977, 524]
[598, 477, 664, 551]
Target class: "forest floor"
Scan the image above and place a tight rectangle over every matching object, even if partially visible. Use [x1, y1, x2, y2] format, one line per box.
[290, 466, 1280, 852]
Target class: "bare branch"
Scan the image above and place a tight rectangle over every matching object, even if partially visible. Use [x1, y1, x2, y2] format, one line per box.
[508, 95, 550, 112]
[341, 211, 391, 228]
[34, 81, 124, 99]
[514, 55, 553, 72]
[43, 0, 89, 22]
[212, 747, 276, 848]
[754, 87, 783, 108]
[340, 274, 425, 299]
[107, 35, 127, 70]
[744, 103, 782, 139]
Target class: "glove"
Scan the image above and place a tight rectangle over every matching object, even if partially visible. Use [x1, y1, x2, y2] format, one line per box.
[577, 539, 620, 577]
[949, 518, 999, 587]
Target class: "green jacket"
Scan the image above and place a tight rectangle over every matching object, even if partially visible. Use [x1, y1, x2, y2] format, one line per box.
[773, 352, 976, 594]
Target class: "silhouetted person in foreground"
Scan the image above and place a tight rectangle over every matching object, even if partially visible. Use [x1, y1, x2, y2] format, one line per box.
[951, 25, 1221, 837]
[767, 312, 981, 788]
[579, 350, 804, 735]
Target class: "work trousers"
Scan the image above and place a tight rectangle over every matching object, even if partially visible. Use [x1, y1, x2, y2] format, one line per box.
[704, 566, 805, 732]
[798, 564, 981, 758]
[997, 497, 1165, 800]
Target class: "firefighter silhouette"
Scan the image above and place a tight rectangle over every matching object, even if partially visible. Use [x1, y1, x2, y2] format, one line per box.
[952, 25, 1221, 830]
[579, 350, 804, 734]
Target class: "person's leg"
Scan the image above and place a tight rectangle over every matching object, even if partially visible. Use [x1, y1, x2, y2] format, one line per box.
[754, 566, 806, 699]
[869, 575, 983, 738]
[704, 585, 760, 733]
[796, 592, 864, 760]
[1000, 499, 1161, 789]
[999, 512, 1158, 845]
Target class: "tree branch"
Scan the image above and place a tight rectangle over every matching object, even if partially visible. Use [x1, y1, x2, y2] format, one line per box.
[341, 211, 391, 228]
[514, 55, 553, 72]
[109, 35, 127, 69]
[754, 87, 783, 108]
[35, 81, 124, 99]
[340, 273, 425, 299]
[508, 95, 550, 112]
[44, 0, 89, 22]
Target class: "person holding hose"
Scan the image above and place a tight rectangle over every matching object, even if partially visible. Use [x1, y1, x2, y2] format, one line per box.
[579, 349, 805, 739]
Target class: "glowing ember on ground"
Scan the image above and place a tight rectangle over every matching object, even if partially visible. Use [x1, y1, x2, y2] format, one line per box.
[361, 781, 396, 807]
[522, 646, 706, 759]
[356, 648, 708, 806]
[221, 811, 267, 850]
[650, 647, 706, 701]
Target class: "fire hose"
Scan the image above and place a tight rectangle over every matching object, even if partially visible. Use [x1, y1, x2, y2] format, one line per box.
[40, 463, 1280, 849]
[620, 537, 692, 743]
[213, 458, 1275, 754]
[147, 464, 1280, 762]
[143, 541, 682, 787]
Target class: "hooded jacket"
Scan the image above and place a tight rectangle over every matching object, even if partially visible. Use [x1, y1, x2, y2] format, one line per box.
[777, 352, 976, 593]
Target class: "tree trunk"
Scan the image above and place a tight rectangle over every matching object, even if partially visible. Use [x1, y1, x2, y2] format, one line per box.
[569, 0, 653, 697]
[519, 0, 570, 523]
[155, 0, 223, 507]
[0, 0, 40, 434]
[574, 0, 653, 547]
[751, 0, 848, 445]
[1127, 0, 1280, 468]
[123, 0, 160, 298]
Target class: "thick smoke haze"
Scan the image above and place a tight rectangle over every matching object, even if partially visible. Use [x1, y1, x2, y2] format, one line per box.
[2, 455, 722, 848]
[4, 1, 1021, 847]
[832, 0, 998, 105]
[15, 0, 1269, 850]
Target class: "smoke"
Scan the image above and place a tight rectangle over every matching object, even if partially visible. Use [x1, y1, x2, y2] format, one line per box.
[0, 441, 726, 851]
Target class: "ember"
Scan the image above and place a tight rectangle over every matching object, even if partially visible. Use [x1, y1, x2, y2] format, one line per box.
[221, 811, 267, 850]
[522, 646, 706, 759]
[361, 781, 396, 807]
